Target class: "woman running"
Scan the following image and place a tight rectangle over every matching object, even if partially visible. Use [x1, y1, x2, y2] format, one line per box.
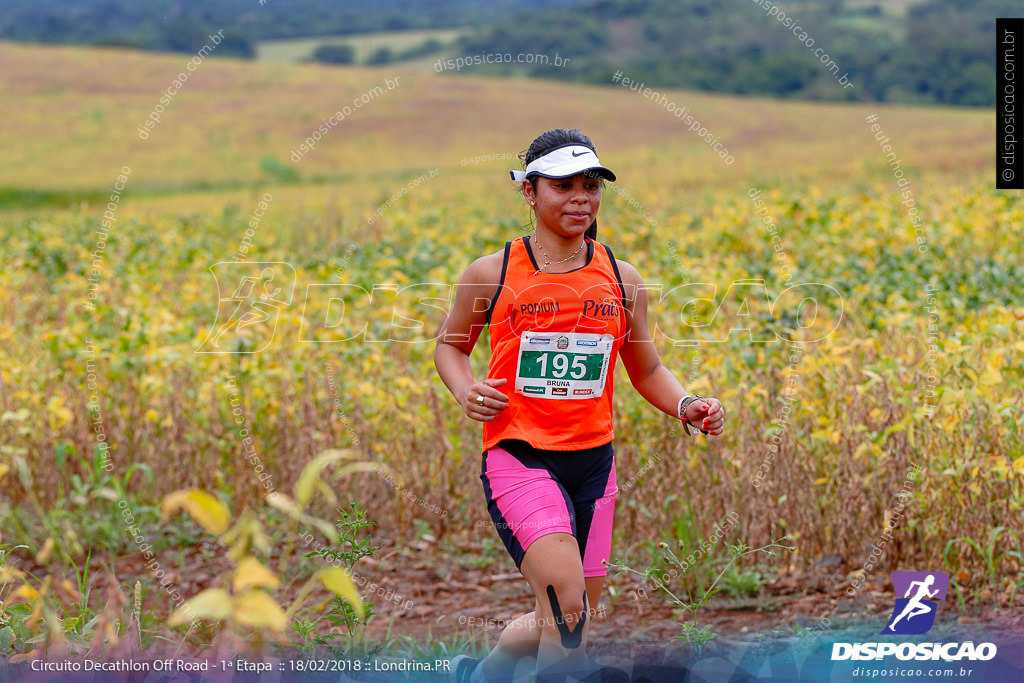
[434, 128, 725, 682]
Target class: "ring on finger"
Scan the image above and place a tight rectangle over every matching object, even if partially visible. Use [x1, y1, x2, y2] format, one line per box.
[475, 395, 486, 406]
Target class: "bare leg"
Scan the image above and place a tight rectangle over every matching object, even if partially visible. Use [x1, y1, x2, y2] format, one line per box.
[475, 598, 541, 682]
[580, 576, 605, 655]
[521, 533, 592, 682]
[476, 578, 606, 681]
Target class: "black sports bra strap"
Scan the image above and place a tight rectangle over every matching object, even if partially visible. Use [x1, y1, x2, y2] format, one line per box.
[484, 241, 512, 326]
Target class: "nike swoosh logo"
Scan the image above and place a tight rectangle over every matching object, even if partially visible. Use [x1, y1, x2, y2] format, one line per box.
[571, 150, 588, 157]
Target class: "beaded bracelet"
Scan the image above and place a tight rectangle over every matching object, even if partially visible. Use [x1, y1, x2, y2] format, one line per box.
[677, 394, 710, 436]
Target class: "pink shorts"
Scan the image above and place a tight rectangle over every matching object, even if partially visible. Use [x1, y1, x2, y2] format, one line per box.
[480, 439, 617, 577]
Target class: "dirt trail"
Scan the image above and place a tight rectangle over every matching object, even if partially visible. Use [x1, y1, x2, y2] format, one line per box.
[17, 538, 1022, 661]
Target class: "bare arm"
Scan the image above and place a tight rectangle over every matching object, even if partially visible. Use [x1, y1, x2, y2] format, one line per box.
[433, 254, 510, 422]
[616, 261, 725, 436]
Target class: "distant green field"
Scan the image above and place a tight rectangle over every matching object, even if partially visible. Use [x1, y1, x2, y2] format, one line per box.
[255, 28, 463, 63]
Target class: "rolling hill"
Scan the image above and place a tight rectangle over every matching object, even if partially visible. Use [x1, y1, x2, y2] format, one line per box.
[0, 40, 993, 205]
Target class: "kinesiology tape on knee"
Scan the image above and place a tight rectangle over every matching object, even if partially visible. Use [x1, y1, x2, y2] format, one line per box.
[545, 585, 588, 649]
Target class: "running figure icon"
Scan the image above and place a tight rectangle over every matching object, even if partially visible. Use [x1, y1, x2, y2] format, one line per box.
[884, 575, 938, 632]
[196, 262, 296, 354]
[881, 571, 949, 635]
[209, 267, 284, 348]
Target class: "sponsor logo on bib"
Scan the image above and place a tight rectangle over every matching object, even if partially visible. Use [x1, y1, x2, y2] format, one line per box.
[556, 335, 569, 349]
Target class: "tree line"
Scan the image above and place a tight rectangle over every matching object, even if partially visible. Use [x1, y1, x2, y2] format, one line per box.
[452, 0, 1016, 107]
[0, 0, 1012, 106]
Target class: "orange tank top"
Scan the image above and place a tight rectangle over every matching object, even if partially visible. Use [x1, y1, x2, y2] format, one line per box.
[481, 236, 628, 452]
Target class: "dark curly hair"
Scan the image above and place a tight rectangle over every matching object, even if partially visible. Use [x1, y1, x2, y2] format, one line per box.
[519, 128, 602, 241]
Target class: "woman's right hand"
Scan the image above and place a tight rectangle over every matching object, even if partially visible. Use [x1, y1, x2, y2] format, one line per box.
[461, 378, 509, 422]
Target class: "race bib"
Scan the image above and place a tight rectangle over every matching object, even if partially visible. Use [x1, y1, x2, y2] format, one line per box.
[514, 330, 614, 399]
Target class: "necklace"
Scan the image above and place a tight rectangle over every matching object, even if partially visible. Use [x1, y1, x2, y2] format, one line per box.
[531, 233, 585, 272]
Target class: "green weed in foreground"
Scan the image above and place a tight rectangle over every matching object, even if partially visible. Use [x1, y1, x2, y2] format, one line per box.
[301, 501, 382, 658]
[606, 536, 794, 652]
[161, 450, 376, 656]
[0, 449, 383, 662]
[0, 442, 165, 560]
[943, 526, 1024, 610]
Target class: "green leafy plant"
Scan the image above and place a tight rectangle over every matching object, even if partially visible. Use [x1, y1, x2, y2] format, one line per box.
[607, 536, 794, 653]
[942, 526, 1024, 608]
[1, 444, 156, 559]
[304, 501, 381, 657]
[720, 566, 765, 598]
[291, 616, 319, 653]
[162, 450, 375, 656]
[0, 541, 139, 662]
[0, 544, 29, 657]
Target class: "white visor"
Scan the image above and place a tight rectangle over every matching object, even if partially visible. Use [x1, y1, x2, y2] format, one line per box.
[510, 144, 616, 183]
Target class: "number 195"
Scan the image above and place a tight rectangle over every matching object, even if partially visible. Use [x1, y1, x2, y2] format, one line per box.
[537, 353, 587, 379]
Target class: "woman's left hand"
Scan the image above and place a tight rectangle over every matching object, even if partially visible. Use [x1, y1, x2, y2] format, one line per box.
[685, 397, 725, 436]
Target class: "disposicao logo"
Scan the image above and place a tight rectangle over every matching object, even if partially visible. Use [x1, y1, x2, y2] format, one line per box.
[882, 571, 948, 635]
[831, 571, 997, 662]
[196, 263, 296, 354]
